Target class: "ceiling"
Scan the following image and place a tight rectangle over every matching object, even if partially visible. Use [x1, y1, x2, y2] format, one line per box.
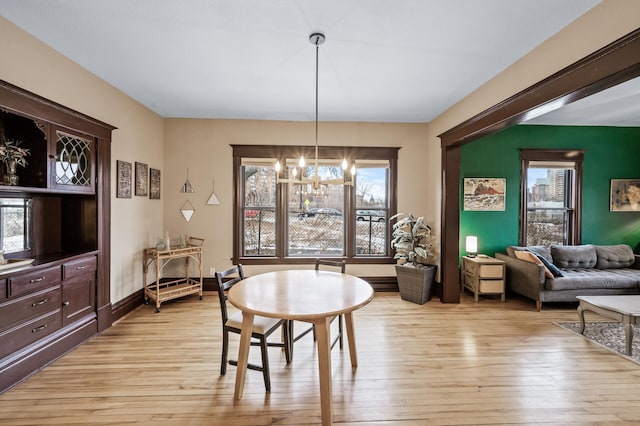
[523, 76, 640, 127]
[4, 0, 635, 126]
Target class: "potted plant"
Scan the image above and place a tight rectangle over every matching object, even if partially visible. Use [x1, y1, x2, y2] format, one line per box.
[390, 213, 437, 304]
[0, 138, 30, 186]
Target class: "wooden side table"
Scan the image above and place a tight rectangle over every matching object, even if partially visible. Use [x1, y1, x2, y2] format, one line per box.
[461, 255, 505, 302]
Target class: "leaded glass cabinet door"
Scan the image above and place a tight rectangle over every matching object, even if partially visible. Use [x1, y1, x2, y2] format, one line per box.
[51, 127, 95, 193]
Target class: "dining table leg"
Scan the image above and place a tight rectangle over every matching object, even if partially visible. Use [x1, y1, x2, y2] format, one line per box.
[234, 312, 255, 399]
[344, 312, 357, 367]
[314, 316, 333, 426]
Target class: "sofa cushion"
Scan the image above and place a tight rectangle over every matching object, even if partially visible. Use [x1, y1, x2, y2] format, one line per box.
[594, 244, 635, 269]
[506, 245, 552, 262]
[550, 244, 597, 268]
[545, 268, 640, 291]
[514, 250, 553, 278]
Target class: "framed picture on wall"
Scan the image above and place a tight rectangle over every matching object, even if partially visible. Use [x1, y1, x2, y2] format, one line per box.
[610, 179, 640, 211]
[149, 168, 161, 200]
[135, 162, 148, 196]
[116, 160, 132, 198]
[463, 178, 506, 211]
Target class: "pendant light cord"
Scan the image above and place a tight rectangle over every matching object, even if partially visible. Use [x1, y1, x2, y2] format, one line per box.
[314, 35, 320, 171]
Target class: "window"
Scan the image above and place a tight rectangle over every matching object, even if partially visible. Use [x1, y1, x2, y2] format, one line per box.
[520, 149, 583, 246]
[233, 145, 398, 264]
[0, 197, 32, 254]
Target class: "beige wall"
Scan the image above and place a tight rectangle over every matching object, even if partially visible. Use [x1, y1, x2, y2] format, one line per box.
[163, 119, 429, 278]
[0, 17, 164, 303]
[2, 0, 639, 304]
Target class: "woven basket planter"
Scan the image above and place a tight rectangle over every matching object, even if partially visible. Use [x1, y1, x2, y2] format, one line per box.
[395, 264, 437, 304]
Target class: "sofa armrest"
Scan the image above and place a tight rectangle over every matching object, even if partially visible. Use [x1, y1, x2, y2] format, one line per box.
[495, 253, 546, 299]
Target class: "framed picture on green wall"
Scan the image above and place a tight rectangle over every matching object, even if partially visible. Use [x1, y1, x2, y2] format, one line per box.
[463, 178, 506, 211]
[610, 179, 640, 211]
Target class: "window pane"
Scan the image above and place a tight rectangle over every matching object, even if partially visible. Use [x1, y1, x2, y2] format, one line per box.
[526, 209, 566, 246]
[527, 168, 566, 208]
[242, 165, 276, 256]
[355, 167, 388, 255]
[526, 167, 570, 245]
[0, 198, 31, 253]
[288, 182, 344, 256]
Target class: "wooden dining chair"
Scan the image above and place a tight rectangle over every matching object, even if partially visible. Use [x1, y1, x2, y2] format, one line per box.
[290, 259, 346, 351]
[215, 264, 291, 392]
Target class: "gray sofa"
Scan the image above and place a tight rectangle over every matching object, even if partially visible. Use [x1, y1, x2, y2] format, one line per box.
[495, 244, 640, 311]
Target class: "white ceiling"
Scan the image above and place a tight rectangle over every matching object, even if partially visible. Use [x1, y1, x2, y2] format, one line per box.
[524, 76, 640, 127]
[4, 0, 630, 125]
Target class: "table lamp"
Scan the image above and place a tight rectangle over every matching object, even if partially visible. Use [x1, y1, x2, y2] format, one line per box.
[465, 236, 478, 257]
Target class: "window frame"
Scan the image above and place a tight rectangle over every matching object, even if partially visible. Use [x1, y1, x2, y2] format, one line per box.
[519, 149, 583, 246]
[232, 145, 399, 265]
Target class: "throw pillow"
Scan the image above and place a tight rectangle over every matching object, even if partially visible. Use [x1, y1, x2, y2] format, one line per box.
[530, 251, 564, 277]
[514, 250, 553, 279]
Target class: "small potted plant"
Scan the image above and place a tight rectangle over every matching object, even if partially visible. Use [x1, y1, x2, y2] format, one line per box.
[0, 138, 30, 186]
[390, 213, 437, 304]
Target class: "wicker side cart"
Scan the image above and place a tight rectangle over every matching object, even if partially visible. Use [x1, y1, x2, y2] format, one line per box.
[143, 236, 205, 312]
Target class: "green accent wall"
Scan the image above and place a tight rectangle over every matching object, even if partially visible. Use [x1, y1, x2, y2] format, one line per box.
[460, 125, 640, 257]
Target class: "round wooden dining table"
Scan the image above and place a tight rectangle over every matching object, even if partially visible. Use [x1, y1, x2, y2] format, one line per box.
[227, 269, 374, 426]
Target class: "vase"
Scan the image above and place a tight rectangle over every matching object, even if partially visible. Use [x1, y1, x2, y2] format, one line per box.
[3, 159, 18, 186]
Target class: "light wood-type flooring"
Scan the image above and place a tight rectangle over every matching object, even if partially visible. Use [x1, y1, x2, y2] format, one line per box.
[1, 291, 640, 425]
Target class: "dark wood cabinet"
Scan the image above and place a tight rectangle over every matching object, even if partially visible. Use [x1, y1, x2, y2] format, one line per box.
[61, 256, 97, 326]
[0, 79, 113, 394]
[51, 126, 95, 193]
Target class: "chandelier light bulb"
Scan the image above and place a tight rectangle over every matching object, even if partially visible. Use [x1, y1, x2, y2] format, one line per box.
[342, 158, 348, 170]
[292, 167, 298, 178]
[350, 164, 356, 176]
[275, 161, 281, 172]
[299, 156, 305, 168]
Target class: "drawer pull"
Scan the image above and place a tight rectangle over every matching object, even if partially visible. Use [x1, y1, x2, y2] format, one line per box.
[31, 298, 48, 307]
[32, 324, 47, 333]
[62, 301, 70, 307]
[29, 276, 46, 283]
[75, 265, 88, 270]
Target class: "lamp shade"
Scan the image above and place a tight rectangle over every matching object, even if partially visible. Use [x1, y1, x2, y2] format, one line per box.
[465, 236, 478, 257]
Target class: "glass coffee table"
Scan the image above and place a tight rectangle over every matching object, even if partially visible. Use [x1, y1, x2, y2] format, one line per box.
[577, 295, 640, 355]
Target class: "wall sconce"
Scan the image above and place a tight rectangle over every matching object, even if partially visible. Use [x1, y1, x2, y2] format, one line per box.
[465, 236, 478, 257]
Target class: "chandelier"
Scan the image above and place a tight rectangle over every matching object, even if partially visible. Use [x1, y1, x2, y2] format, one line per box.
[275, 32, 356, 190]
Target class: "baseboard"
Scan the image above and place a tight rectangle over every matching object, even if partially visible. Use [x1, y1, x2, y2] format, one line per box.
[111, 289, 144, 323]
[361, 276, 399, 292]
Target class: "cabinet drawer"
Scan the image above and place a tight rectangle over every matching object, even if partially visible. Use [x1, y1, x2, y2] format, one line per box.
[0, 279, 6, 302]
[0, 310, 62, 359]
[8, 266, 62, 298]
[0, 286, 61, 331]
[63, 256, 97, 280]
[478, 279, 504, 293]
[478, 264, 504, 278]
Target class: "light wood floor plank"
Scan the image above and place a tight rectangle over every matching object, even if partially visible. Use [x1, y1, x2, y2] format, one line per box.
[1, 291, 640, 425]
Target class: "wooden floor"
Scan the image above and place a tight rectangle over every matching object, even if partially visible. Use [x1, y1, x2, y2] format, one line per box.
[2, 291, 640, 425]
